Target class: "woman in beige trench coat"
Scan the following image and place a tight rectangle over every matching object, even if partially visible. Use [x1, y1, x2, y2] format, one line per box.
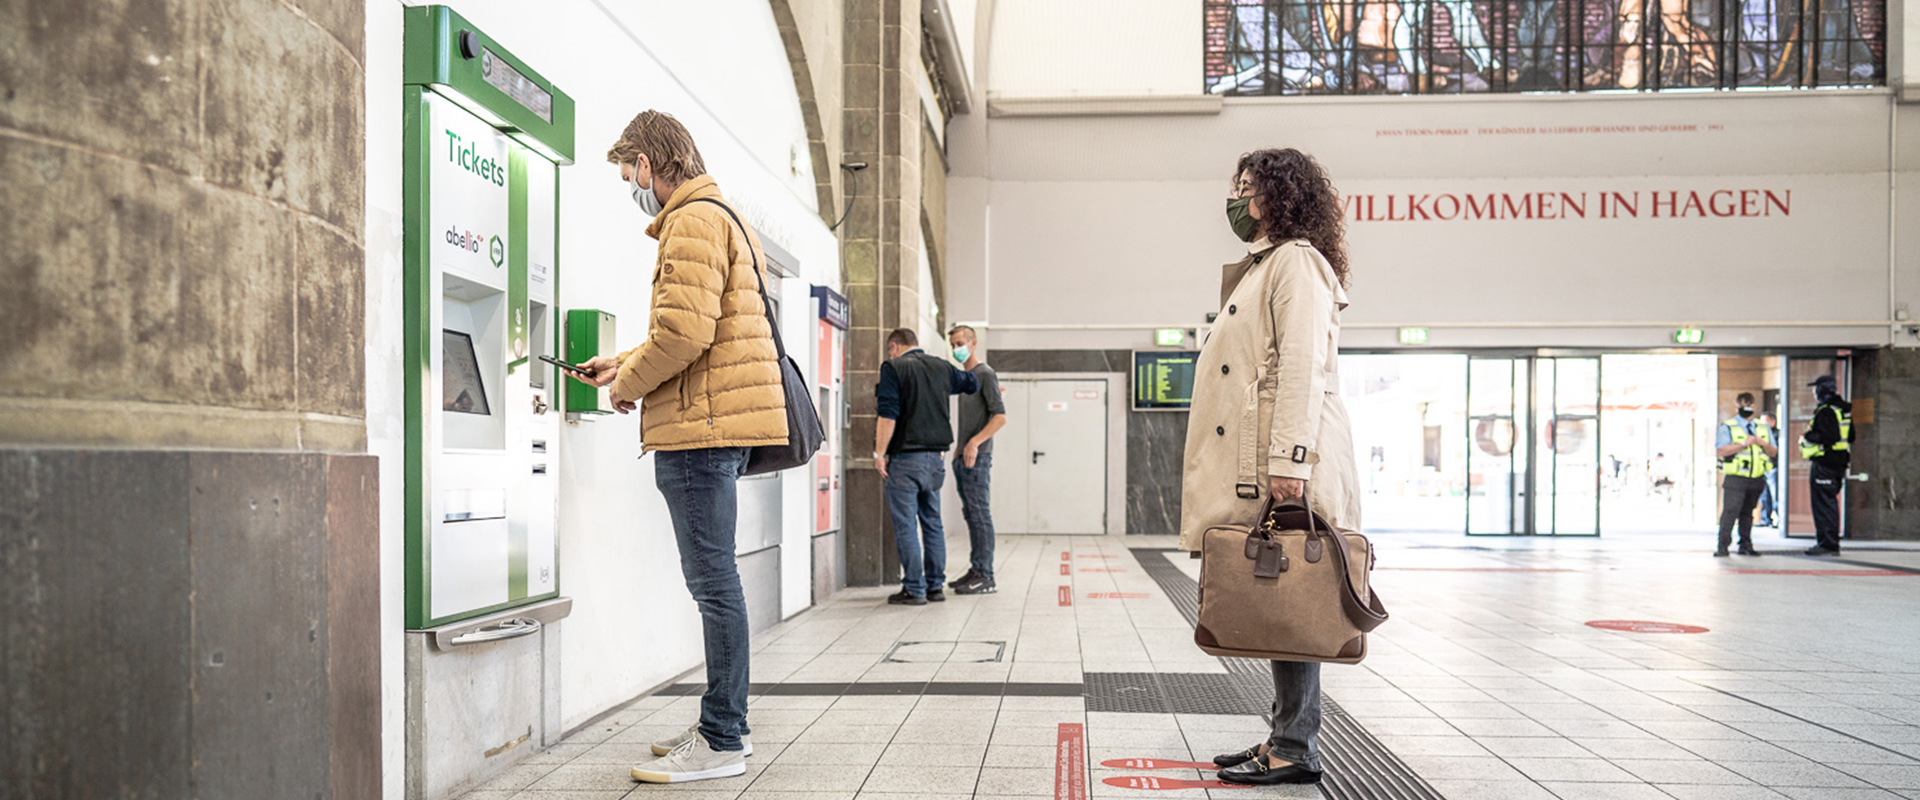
[1178, 148, 1359, 786]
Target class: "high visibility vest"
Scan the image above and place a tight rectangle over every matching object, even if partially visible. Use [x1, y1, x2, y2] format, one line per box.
[1799, 403, 1853, 459]
[1722, 418, 1774, 478]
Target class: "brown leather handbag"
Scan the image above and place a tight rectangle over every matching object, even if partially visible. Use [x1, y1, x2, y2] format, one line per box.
[1195, 497, 1389, 664]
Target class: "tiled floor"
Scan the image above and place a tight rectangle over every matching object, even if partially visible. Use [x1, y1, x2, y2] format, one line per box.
[458, 527, 1920, 800]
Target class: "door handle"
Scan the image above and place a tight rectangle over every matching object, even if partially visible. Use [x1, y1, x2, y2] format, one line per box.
[1032, 451, 1046, 465]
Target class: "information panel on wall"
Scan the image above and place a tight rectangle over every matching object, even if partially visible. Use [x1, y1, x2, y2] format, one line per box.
[1133, 350, 1200, 411]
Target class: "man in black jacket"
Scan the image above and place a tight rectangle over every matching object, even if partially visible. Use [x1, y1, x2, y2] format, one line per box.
[1800, 375, 1853, 556]
[874, 328, 979, 604]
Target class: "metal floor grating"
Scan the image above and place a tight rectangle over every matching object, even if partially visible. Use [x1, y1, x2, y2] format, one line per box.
[1085, 671, 1267, 715]
[1131, 548, 1448, 800]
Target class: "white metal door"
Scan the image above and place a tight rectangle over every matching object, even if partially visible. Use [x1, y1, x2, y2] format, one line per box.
[1025, 380, 1108, 534]
[989, 381, 1031, 533]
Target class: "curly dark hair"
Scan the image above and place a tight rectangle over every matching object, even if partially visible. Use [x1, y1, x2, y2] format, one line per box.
[1235, 149, 1350, 288]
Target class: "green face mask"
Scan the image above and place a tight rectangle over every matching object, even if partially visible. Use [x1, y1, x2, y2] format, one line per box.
[1226, 197, 1258, 242]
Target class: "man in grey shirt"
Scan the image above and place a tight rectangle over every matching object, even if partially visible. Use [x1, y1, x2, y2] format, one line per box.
[947, 325, 1007, 594]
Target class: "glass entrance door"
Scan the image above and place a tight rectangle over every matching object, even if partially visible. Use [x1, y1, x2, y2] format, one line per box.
[1783, 357, 1850, 540]
[1467, 356, 1602, 535]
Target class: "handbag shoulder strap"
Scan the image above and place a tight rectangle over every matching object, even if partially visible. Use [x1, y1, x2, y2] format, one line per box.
[688, 197, 788, 359]
[1275, 496, 1390, 633]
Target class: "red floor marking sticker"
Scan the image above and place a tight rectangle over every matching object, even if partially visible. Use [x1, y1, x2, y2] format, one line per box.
[1055, 723, 1088, 800]
[1729, 569, 1913, 576]
[1086, 592, 1149, 599]
[1061, 551, 1071, 562]
[1102, 776, 1249, 790]
[1101, 758, 1217, 770]
[1586, 620, 1710, 634]
[1058, 586, 1073, 606]
[1060, 564, 1071, 575]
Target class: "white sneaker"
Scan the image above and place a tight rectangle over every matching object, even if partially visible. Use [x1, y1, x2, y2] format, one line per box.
[649, 723, 752, 757]
[630, 733, 747, 784]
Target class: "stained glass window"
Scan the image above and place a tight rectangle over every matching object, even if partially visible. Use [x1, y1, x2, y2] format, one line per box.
[1203, 0, 1882, 94]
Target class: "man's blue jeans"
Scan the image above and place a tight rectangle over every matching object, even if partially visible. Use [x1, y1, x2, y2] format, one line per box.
[952, 451, 995, 581]
[654, 446, 752, 752]
[885, 450, 947, 596]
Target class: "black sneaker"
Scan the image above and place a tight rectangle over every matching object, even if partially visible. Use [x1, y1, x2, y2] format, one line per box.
[926, 589, 946, 602]
[1738, 547, 1761, 556]
[1804, 546, 1840, 556]
[953, 576, 996, 595]
[1713, 550, 1730, 557]
[887, 591, 928, 606]
[948, 569, 980, 589]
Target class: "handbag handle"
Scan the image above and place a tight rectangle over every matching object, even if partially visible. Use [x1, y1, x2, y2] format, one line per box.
[1263, 493, 1390, 633]
[689, 197, 790, 361]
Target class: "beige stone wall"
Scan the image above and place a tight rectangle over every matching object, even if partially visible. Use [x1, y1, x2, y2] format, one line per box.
[778, 0, 847, 222]
[0, 0, 366, 453]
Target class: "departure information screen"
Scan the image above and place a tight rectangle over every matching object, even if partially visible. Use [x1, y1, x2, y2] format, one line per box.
[1133, 350, 1200, 411]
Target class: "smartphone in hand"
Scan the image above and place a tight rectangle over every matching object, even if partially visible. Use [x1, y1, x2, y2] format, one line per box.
[539, 355, 598, 382]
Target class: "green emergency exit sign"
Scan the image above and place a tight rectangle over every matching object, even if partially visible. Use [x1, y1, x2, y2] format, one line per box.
[1155, 328, 1186, 347]
[1398, 327, 1430, 345]
[1673, 327, 1705, 345]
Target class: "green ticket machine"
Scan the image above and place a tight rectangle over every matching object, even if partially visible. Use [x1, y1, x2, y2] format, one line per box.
[401, 8, 578, 797]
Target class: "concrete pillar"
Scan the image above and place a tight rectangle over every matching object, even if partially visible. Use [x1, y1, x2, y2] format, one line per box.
[842, 0, 933, 586]
[0, 0, 378, 796]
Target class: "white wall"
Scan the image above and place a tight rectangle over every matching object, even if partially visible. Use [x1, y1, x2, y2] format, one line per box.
[986, 0, 1200, 98]
[367, 3, 838, 796]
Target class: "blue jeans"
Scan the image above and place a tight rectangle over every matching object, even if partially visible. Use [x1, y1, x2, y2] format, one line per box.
[1758, 469, 1778, 523]
[654, 446, 752, 751]
[885, 450, 947, 596]
[953, 451, 995, 581]
[1268, 661, 1323, 770]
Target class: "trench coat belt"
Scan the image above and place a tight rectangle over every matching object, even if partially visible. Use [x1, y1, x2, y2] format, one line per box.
[1232, 375, 1330, 497]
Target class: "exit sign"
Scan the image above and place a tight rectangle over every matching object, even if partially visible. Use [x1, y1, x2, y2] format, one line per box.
[1673, 327, 1705, 345]
[1155, 328, 1186, 347]
[1398, 327, 1430, 345]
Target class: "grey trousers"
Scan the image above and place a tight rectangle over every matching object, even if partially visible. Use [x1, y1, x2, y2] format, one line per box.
[1267, 660, 1324, 770]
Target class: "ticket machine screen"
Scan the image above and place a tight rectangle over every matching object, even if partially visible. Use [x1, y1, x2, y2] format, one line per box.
[442, 330, 492, 416]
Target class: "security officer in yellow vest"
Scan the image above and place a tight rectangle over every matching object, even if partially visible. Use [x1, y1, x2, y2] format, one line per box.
[1713, 392, 1777, 557]
[1800, 375, 1853, 556]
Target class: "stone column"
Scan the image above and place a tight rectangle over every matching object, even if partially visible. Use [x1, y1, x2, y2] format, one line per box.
[0, 1, 379, 796]
[842, 0, 930, 586]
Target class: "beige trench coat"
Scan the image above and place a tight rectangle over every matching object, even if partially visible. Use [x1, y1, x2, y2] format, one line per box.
[1178, 238, 1362, 550]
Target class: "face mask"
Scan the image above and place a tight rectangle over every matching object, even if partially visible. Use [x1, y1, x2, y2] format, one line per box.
[630, 158, 663, 217]
[1738, 407, 1755, 418]
[951, 345, 971, 363]
[1226, 197, 1258, 242]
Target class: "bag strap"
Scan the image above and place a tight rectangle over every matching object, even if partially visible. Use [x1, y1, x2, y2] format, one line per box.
[688, 197, 789, 360]
[1269, 495, 1390, 633]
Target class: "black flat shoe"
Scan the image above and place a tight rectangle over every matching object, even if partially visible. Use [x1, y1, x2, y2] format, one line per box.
[1712, 550, 1730, 557]
[887, 591, 927, 606]
[1738, 547, 1761, 556]
[1217, 755, 1322, 785]
[1213, 744, 1262, 768]
[926, 589, 946, 602]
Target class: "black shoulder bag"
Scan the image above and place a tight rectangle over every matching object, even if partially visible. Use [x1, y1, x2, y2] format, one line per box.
[690, 198, 826, 475]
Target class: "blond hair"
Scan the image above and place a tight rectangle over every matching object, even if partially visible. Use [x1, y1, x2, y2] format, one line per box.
[606, 110, 707, 184]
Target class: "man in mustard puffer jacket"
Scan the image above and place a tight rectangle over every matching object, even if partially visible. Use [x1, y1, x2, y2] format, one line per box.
[582, 110, 785, 785]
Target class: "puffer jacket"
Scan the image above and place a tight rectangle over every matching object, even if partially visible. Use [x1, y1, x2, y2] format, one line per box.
[610, 175, 788, 452]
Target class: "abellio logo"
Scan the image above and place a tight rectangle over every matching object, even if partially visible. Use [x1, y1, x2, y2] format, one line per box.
[445, 225, 485, 253]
